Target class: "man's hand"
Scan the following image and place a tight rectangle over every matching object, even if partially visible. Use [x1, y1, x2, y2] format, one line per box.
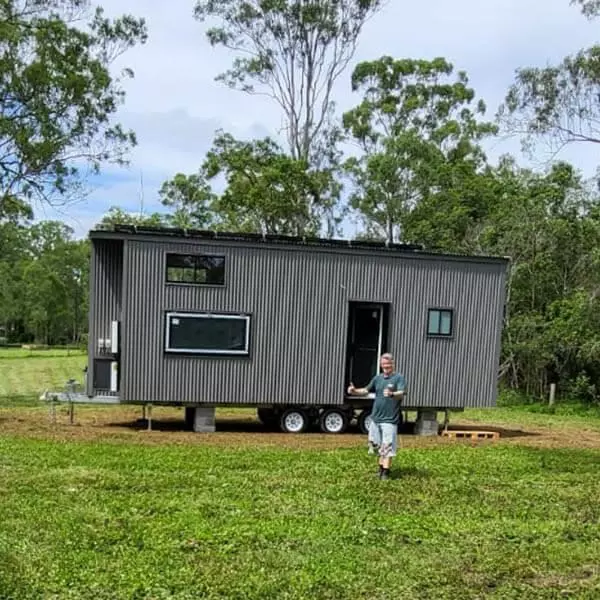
[347, 383, 356, 395]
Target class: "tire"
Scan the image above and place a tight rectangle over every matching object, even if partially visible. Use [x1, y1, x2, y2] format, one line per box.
[319, 409, 349, 434]
[357, 410, 372, 435]
[257, 408, 278, 427]
[279, 408, 309, 433]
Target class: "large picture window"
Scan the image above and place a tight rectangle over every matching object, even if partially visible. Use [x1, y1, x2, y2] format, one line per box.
[165, 312, 250, 355]
[166, 253, 225, 285]
[427, 308, 453, 337]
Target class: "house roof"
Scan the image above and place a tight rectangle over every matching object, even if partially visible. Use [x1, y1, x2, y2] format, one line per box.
[89, 224, 510, 265]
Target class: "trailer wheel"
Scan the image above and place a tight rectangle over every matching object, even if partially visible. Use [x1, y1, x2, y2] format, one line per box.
[358, 410, 372, 435]
[280, 408, 309, 433]
[319, 409, 349, 434]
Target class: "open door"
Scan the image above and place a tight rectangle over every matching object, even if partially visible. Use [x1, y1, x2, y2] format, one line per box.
[345, 302, 389, 388]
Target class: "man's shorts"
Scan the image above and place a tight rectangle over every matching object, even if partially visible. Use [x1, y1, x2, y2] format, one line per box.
[367, 420, 398, 458]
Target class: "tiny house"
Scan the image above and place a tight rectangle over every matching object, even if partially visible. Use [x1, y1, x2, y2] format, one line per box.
[83, 224, 508, 434]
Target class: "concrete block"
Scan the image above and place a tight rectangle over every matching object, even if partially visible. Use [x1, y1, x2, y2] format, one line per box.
[415, 410, 439, 436]
[192, 406, 215, 433]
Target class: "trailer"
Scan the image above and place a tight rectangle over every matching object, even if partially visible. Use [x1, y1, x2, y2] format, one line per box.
[42, 224, 508, 435]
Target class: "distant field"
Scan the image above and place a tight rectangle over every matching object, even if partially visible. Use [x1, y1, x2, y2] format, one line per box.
[0, 348, 87, 398]
[0, 347, 84, 359]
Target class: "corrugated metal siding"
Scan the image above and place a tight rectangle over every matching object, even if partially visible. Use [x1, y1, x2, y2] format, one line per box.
[391, 262, 505, 408]
[88, 239, 123, 395]
[118, 239, 506, 408]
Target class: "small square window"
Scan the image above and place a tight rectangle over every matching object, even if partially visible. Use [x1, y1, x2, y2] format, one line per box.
[427, 309, 453, 337]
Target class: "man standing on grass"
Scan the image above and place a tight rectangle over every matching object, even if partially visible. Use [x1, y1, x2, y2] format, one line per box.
[347, 353, 405, 480]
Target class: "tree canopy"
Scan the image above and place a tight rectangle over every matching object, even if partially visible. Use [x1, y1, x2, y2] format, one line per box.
[194, 0, 383, 164]
[0, 219, 89, 345]
[498, 0, 600, 161]
[0, 0, 147, 220]
[342, 56, 496, 243]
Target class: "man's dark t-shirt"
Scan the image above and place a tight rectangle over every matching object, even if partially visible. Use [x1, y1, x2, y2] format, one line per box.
[366, 372, 406, 425]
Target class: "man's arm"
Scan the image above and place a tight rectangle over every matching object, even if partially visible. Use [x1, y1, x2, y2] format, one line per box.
[391, 375, 406, 399]
[348, 376, 376, 396]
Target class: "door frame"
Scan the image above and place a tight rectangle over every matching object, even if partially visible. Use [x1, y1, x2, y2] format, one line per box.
[345, 301, 390, 389]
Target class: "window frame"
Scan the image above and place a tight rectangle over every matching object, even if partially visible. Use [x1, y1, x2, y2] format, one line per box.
[426, 307, 454, 338]
[165, 253, 226, 287]
[164, 311, 251, 356]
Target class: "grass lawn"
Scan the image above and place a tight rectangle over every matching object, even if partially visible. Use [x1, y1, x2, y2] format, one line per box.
[0, 347, 86, 398]
[1, 430, 599, 599]
[0, 347, 84, 359]
[1, 351, 600, 598]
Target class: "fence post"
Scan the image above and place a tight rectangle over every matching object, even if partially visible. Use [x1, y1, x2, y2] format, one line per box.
[549, 383, 556, 407]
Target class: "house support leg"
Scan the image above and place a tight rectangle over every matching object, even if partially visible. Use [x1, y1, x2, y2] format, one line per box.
[415, 410, 439, 436]
[442, 409, 450, 433]
[192, 406, 215, 433]
[184, 407, 195, 430]
[146, 404, 152, 431]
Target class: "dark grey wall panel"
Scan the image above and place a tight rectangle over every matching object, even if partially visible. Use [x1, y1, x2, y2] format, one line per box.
[117, 238, 507, 408]
[87, 239, 123, 395]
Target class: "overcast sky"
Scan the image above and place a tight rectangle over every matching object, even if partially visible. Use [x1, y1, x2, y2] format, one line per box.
[36, 0, 600, 238]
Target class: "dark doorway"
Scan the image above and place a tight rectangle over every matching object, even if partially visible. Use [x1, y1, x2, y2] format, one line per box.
[345, 302, 390, 388]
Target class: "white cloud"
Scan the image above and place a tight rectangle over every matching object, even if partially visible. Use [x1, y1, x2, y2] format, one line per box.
[37, 0, 600, 237]
[119, 109, 272, 175]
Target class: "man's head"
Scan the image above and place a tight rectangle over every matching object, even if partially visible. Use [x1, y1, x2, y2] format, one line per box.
[380, 353, 394, 375]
